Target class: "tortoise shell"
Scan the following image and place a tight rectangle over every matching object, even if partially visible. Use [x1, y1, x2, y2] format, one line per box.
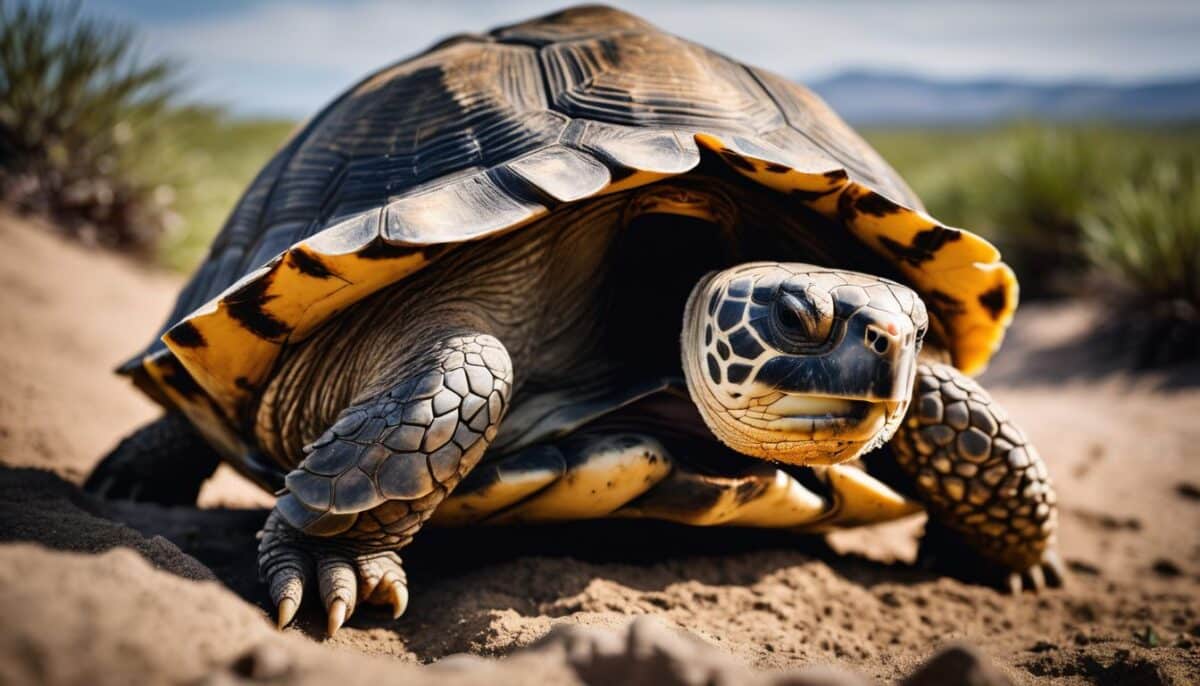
[122, 6, 1017, 457]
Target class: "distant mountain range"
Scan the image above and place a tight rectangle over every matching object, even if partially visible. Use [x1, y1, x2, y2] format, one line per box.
[807, 71, 1200, 125]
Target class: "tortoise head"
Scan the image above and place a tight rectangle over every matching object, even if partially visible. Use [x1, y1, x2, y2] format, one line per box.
[682, 263, 928, 465]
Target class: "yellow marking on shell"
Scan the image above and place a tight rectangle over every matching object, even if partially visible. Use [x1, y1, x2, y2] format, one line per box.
[141, 351, 248, 461]
[163, 216, 432, 421]
[614, 467, 830, 528]
[695, 133, 1017, 375]
[487, 445, 672, 524]
[694, 133, 849, 216]
[598, 168, 677, 196]
[809, 465, 922, 532]
[723, 470, 828, 527]
[433, 461, 562, 526]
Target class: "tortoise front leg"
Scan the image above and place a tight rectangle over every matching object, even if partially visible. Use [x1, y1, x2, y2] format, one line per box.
[889, 362, 1065, 592]
[257, 333, 512, 633]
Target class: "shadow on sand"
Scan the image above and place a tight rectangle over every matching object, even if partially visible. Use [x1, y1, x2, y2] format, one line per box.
[0, 464, 940, 655]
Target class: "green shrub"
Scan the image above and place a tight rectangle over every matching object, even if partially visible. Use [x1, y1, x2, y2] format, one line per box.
[0, 0, 178, 251]
[1081, 153, 1199, 323]
[1078, 152, 1200, 365]
[981, 127, 1107, 293]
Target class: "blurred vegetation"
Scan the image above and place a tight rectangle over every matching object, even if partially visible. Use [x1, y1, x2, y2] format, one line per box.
[1080, 154, 1199, 306]
[146, 110, 293, 270]
[867, 124, 1200, 363]
[0, 1, 294, 264]
[1078, 152, 1199, 363]
[0, 0, 178, 251]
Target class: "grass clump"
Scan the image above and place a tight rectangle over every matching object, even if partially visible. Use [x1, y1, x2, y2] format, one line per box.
[1080, 153, 1199, 364]
[0, 1, 181, 252]
[1081, 154, 1199, 306]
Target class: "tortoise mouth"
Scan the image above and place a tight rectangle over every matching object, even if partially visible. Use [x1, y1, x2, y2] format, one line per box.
[739, 396, 891, 442]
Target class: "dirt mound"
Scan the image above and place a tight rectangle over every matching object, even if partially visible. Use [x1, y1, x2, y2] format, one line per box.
[1, 212, 1197, 684]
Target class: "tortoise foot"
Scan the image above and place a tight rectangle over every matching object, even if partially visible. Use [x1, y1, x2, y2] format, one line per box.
[258, 511, 408, 634]
[917, 518, 1066, 593]
[86, 413, 220, 505]
[893, 362, 1063, 593]
[1003, 548, 1067, 594]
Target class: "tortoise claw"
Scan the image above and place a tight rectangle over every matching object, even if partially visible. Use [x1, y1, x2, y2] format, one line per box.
[318, 556, 358, 637]
[1027, 564, 1046, 591]
[276, 597, 299, 629]
[260, 526, 309, 629]
[326, 599, 348, 636]
[1005, 549, 1066, 594]
[1042, 549, 1067, 587]
[1006, 572, 1023, 594]
[258, 511, 410, 635]
[356, 552, 410, 619]
[389, 580, 409, 619]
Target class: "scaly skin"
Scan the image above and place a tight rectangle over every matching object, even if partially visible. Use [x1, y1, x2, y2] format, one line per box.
[258, 333, 513, 632]
[890, 362, 1064, 592]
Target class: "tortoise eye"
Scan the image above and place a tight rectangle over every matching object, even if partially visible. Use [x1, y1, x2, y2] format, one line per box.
[772, 288, 833, 348]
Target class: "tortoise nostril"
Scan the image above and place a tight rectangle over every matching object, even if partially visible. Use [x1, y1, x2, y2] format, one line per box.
[865, 324, 894, 355]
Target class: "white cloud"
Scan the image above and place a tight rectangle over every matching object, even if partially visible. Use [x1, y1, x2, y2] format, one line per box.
[121, 0, 1200, 115]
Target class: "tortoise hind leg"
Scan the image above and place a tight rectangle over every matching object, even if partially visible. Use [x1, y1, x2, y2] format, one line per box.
[85, 413, 221, 505]
[886, 361, 1065, 592]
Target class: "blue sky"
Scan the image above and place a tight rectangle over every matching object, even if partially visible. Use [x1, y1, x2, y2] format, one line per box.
[87, 0, 1200, 117]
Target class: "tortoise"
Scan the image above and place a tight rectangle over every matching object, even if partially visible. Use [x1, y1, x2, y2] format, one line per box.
[87, 5, 1064, 634]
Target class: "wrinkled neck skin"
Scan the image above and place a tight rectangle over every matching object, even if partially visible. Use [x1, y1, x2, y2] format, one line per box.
[256, 196, 627, 466]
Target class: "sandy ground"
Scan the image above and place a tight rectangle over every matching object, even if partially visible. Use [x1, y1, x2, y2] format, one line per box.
[1, 211, 1198, 685]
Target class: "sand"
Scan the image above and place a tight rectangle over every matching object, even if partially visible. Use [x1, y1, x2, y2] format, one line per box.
[1, 211, 1197, 685]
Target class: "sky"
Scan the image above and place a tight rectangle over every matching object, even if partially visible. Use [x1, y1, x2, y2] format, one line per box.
[87, 0, 1200, 118]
